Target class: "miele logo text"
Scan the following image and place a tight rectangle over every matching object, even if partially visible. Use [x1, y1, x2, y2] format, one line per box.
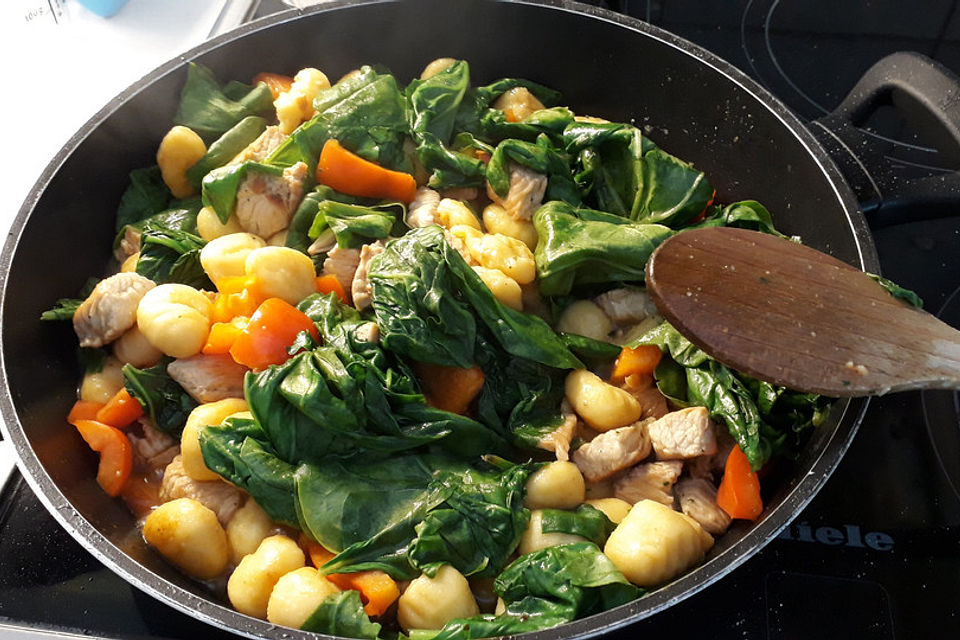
[777, 522, 894, 551]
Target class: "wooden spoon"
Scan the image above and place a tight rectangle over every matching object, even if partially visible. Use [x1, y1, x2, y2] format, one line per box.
[644, 226, 960, 397]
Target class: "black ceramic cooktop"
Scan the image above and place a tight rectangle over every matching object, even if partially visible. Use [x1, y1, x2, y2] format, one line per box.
[3, 1, 960, 638]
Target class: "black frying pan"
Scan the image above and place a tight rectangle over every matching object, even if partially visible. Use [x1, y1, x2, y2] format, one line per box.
[2, 0, 957, 638]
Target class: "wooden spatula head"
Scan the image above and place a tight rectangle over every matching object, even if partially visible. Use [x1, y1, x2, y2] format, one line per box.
[645, 227, 960, 397]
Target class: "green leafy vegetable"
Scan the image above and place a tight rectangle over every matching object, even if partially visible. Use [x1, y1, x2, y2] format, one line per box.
[174, 63, 274, 142]
[370, 226, 582, 369]
[122, 359, 197, 437]
[135, 221, 211, 288]
[539, 504, 616, 547]
[688, 200, 785, 236]
[486, 135, 579, 205]
[431, 543, 640, 640]
[40, 277, 99, 322]
[300, 590, 382, 639]
[269, 66, 410, 172]
[307, 200, 404, 249]
[868, 273, 924, 308]
[115, 166, 173, 232]
[533, 201, 673, 296]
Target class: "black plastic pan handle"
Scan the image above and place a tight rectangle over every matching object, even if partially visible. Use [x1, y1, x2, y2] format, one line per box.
[811, 52, 960, 228]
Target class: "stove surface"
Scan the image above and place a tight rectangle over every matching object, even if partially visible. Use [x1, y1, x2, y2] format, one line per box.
[2, 1, 959, 638]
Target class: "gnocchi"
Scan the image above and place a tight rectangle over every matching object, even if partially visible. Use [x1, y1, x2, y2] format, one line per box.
[112, 325, 163, 369]
[244, 246, 317, 305]
[397, 564, 479, 631]
[523, 461, 585, 510]
[482, 203, 538, 250]
[275, 68, 331, 134]
[79, 356, 125, 404]
[227, 535, 306, 619]
[467, 232, 536, 285]
[556, 300, 612, 342]
[181, 398, 249, 481]
[226, 497, 274, 564]
[472, 266, 523, 311]
[200, 232, 267, 286]
[196, 206, 244, 241]
[603, 499, 714, 588]
[142, 498, 229, 580]
[156, 125, 206, 199]
[266, 567, 340, 628]
[564, 370, 643, 431]
[136, 284, 212, 358]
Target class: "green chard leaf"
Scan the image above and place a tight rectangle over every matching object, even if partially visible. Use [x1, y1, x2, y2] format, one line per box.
[539, 504, 616, 547]
[533, 201, 674, 296]
[307, 200, 404, 249]
[174, 63, 274, 142]
[867, 273, 924, 308]
[134, 221, 211, 289]
[201, 161, 284, 224]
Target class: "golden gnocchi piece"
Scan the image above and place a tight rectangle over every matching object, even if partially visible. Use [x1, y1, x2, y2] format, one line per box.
[523, 461, 585, 510]
[244, 246, 317, 305]
[603, 499, 714, 588]
[200, 232, 267, 287]
[467, 232, 536, 285]
[266, 566, 340, 628]
[436, 198, 481, 230]
[120, 252, 140, 273]
[227, 497, 274, 564]
[196, 206, 244, 241]
[556, 300, 612, 342]
[564, 370, 643, 432]
[397, 564, 479, 631]
[275, 68, 331, 134]
[227, 535, 306, 619]
[112, 325, 163, 369]
[472, 266, 523, 311]
[518, 509, 587, 556]
[181, 398, 249, 482]
[136, 284, 212, 358]
[420, 57, 458, 80]
[156, 125, 206, 199]
[482, 203, 538, 250]
[493, 87, 546, 123]
[142, 497, 229, 580]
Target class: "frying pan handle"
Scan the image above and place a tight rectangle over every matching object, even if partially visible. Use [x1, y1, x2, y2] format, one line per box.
[811, 52, 960, 228]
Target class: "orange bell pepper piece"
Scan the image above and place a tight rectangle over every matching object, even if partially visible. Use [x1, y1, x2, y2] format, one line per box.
[203, 317, 251, 355]
[72, 419, 133, 497]
[68, 400, 105, 424]
[301, 537, 399, 617]
[716, 444, 763, 520]
[610, 344, 663, 383]
[95, 388, 144, 429]
[316, 274, 348, 304]
[316, 139, 418, 203]
[412, 362, 485, 415]
[229, 298, 319, 370]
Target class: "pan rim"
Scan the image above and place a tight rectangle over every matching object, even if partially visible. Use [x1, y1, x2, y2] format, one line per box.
[0, 1, 872, 638]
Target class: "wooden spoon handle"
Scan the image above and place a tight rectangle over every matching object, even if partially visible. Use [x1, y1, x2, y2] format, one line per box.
[646, 227, 960, 396]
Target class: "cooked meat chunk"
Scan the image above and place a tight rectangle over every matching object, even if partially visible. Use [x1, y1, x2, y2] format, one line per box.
[129, 421, 179, 476]
[322, 246, 361, 293]
[167, 354, 248, 403]
[537, 400, 578, 462]
[73, 273, 156, 348]
[614, 460, 683, 506]
[621, 376, 670, 420]
[230, 125, 287, 164]
[160, 455, 243, 525]
[351, 241, 386, 311]
[647, 407, 718, 460]
[675, 477, 732, 535]
[407, 187, 441, 228]
[234, 161, 308, 239]
[573, 419, 652, 483]
[439, 186, 479, 202]
[485, 161, 547, 221]
[594, 287, 659, 327]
